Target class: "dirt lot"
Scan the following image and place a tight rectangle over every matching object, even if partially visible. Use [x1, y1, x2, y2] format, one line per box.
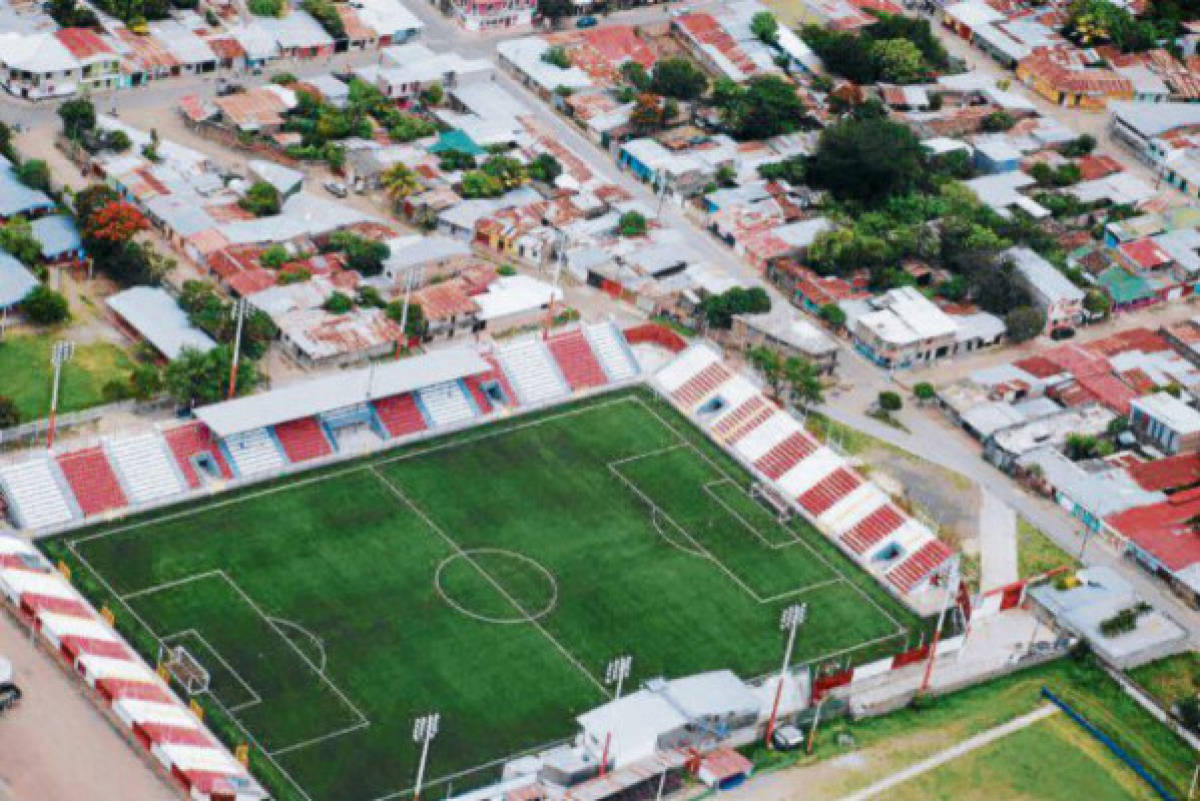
[0, 610, 180, 801]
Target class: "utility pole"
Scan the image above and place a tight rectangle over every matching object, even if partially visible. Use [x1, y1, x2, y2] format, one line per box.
[396, 264, 416, 357]
[920, 555, 961, 694]
[227, 297, 247, 400]
[411, 712, 440, 801]
[542, 238, 565, 341]
[46, 340, 74, 449]
[765, 603, 807, 748]
[599, 654, 632, 777]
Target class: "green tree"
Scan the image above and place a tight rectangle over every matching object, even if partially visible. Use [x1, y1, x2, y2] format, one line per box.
[239, 182, 281, 217]
[716, 75, 809, 140]
[260, 244, 289, 269]
[801, 26, 877, 84]
[302, 0, 345, 37]
[749, 346, 786, 397]
[819, 303, 846, 327]
[326, 232, 390, 277]
[871, 38, 926, 83]
[629, 93, 664, 134]
[1006, 305, 1046, 342]
[877, 391, 902, 412]
[420, 82, 444, 106]
[22, 284, 69, 324]
[58, 96, 96, 139]
[1063, 134, 1097, 158]
[699, 286, 771, 329]
[129, 363, 163, 401]
[541, 45, 572, 69]
[618, 210, 647, 237]
[808, 116, 925, 206]
[460, 170, 504, 198]
[1084, 289, 1112, 319]
[751, 11, 779, 44]
[0, 217, 43, 266]
[387, 299, 427, 338]
[621, 61, 650, 91]
[0, 396, 18, 428]
[481, 155, 528, 189]
[165, 345, 260, 406]
[650, 58, 708, 100]
[913, 382, 936, 404]
[105, 129, 132, 152]
[981, 110, 1016, 132]
[784, 356, 823, 409]
[16, 159, 50, 191]
[323, 291, 354, 313]
[528, 153, 563, 183]
[758, 156, 806, 185]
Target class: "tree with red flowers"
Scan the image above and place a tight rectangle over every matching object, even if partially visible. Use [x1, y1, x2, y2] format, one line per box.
[84, 201, 148, 246]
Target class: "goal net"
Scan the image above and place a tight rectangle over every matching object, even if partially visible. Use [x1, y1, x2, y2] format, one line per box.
[161, 645, 210, 695]
[750, 482, 793, 523]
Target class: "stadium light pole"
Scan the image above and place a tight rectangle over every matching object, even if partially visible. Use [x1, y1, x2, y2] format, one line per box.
[396, 264, 416, 356]
[411, 711, 440, 801]
[919, 555, 961, 694]
[765, 603, 807, 748]
[598, 654, 632, 778]
[46, 340, 75, 449]
[227, 297, 247, 400]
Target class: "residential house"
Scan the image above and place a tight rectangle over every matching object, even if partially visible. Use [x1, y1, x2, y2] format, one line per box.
[842, 287, 970, 369]
[55, 28, 119, 93]
[0, 251, 39, 311]
[1130, 391, 1200, 454]
[1017, 47, 1134, 110]
[0, 156, 55, 221]
[1005, 246, 1085, 333]
[0, 31, 80, 99]
[730, 305, 840, 374]
[30, 215, 85, 266]
[447, 0, 535, 33]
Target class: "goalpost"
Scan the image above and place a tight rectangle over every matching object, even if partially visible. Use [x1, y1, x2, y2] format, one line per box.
[750, 482, 793, 524]
[158, 644, 211, 695]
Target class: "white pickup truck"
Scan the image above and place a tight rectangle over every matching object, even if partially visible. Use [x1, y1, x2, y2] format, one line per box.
[0, 657, 20, 712]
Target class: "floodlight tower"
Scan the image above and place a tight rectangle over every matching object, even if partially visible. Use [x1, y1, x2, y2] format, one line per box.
[765, 603, 807, 747]
[598, 654, 632, 778]
[227, 297, 247, 400]
[46, 340, 75, 449]
[411, 711, 440, 801]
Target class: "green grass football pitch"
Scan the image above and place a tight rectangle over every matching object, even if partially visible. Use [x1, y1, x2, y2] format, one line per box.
[42, 389, 925, 801]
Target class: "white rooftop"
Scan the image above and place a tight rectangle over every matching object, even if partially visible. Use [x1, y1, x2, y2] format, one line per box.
[1131, 392, 1200, 435]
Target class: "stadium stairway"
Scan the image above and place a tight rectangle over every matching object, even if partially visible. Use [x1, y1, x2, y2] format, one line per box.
[373, 394, 429, 438]
[56, 447, 128, 517]
[497, 337, 571, 406]
[482, 356, 518, 407]
[887, 539, 954, 593]
[546, 329, 607, 391]
[163, 422, 232, 488]
[223, 429, 287, 477]
[106, 434, 187, 505]
[273, 417, 335, 463]
[584, 321, 640, 381]
[0, 457, 79, 529]
[417, 381, 476, 427]
[462, 374, 494, 414]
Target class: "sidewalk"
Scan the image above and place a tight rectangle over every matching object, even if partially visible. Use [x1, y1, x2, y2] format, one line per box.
[978, 489, 1018, 593]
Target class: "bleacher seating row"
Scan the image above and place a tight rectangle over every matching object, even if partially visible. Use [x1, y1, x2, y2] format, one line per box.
[0, 535, 266, 801]
[655, 344, 953, 597]
[0, 323, 642, 532]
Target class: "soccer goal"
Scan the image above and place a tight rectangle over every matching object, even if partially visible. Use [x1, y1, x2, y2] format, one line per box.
[750, 482, 793, 524]
[159, 644, 211, 695]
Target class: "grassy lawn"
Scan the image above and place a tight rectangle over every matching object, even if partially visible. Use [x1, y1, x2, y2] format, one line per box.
[0, 332, 132, 422]
[745, 654, 1195, 801]
[1128, 651, 1200, 711]
[1017, 518, 1079, 579]
[885, 714, 1154, 801]
[42, 390, 922, 801]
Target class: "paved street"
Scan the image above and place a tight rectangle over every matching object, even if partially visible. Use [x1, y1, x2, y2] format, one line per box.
[978, 489, 1017, 593]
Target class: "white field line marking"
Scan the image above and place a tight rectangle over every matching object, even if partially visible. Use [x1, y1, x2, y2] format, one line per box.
[163, 627, 263, 710]
[650, 508, 707, 558]
[631, 395, 908, 637]
[63, 540, 317, 801]
[837, 705, 1060, 801]
[368, 465, 609, 697]
[269, 616, 329, 673]
[701, 479, 807, 551]
[69, 394, 640, 549]
[121, 569, 369, 755]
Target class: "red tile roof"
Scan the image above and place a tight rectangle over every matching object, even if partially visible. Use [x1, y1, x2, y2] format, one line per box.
[1084, 327, 1170, 357]
[115, 27, 180, 71]
[55, 27, 114, 60]
[206, 37, 245, 62]
[1119, 238, 1172, 270]
[1107, 487, 1200, 571]
[1127, 453, 1200, 492]
[1077, 154, 1123, 181]
[1012, 356, 1065, 379]
[1076, 371, 1138, 415]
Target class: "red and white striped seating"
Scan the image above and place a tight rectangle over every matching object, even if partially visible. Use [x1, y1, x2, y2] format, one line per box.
[710, 396, 775, 443]
[547, 329, 608, 391]
[672, 362, 733, 408]
[373, 394, 428, 438]
[797, 468, 863, 518]
[273, 417, 333, 463]
[840, 504, 906, 555]
[163, 423, 232, 488]
[887, 540, 954, 593]
[753, 433, 818, 480]
[56, 447, 127, 517]
[483, 355, 519, 407]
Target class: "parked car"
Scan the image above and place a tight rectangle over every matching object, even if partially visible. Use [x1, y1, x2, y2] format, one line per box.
[324, 181, 348, 198]
[216, 83, 244, 96]
[0, 657, 19, 714]
[771, 723, 804, 751]
[1050, 327, 1076, 341]
[576, 15, 597, 27]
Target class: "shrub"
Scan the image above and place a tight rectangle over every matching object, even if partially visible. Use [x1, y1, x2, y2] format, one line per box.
[914, 382, 936, 402]
[323, 292, 354, 314]
[1098, 603, 1151, 637]
[260, 244, 289, 269]
[248, 0, 282, 14]
[818, 303, 846, 327]
[105, 130, 132, 152]
[981, 111, 1016, 132]
[541, 45, 571, 69]
[618, 210, 647, 237]
[239, 181, 281, 217]
[878, 391, 902, 412]
[0, 396, 19, 428]
[23, 284, 70, 324]
[16, 159, 50, 191]
[1006, 305, 1046, 343]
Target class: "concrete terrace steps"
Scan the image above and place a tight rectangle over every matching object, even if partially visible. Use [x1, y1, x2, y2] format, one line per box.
[106, 433, 186, 505]
[546, 329, 607, 391]
[0, 457, 78, 529]
[584, 322, 640, 381]
[224, 428, 286, 477]
[417, 381, 476, 427]
[497, 337, 570, 406]
[56, 447, 128, 518]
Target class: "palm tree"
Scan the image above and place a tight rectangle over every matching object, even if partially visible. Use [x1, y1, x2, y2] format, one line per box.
[380, 163, 421, 207]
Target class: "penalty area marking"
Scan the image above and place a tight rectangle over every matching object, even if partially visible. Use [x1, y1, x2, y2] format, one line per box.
[162, 628, 263, 711]
[434, 548, 559, 625]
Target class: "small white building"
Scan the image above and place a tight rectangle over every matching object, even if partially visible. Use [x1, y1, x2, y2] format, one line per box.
[1130, 392, 1200, 454]
[1004, 246, 1085, 333]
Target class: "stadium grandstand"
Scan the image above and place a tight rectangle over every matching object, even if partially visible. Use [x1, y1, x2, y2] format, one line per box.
[0, 322, 642, 531]
[0, 534, 266, 801]
[654, 344, 953, 596]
